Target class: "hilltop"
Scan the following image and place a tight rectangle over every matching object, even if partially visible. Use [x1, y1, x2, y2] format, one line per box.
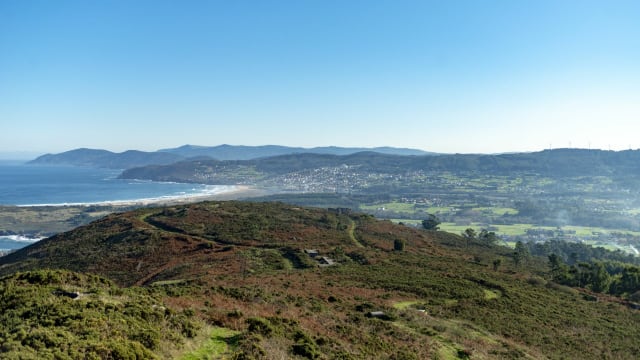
[29, 148, 185, 169]
[1, 201, 639, 359]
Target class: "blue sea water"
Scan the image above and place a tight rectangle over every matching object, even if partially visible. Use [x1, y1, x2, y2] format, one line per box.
[0, 235, 41, 252]
[0, 160, 233, 251]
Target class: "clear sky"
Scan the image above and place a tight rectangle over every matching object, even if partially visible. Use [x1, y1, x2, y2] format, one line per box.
[1, 0, 639, 156]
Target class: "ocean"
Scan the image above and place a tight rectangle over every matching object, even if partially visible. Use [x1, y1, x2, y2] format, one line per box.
[0, 160, 233, 251]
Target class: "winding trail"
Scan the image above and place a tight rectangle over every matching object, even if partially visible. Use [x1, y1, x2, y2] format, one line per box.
[132, 210, 206, 286]
[347, 219, 364, 248]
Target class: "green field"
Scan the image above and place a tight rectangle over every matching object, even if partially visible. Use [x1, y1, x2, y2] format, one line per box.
[359, 201, 416, 212]
[472, 207, 519, 215]
[392, 220, 640, 240]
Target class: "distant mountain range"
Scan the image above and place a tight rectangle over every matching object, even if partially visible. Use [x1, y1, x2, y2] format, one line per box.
[29, 146, 640, 181]
[28, 145, 435, 169]
[119, 148, 640, 184]
[159, 144, 435, 160]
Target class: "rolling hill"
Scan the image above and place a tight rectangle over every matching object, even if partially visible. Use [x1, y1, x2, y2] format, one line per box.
[1, 201, 639, 359]
[119, 148, 640, 185]
[29, 148, 185, 169]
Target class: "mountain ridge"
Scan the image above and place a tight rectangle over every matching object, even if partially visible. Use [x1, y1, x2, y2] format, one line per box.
[119, 148, 640, 185]
[159, 144, 435, 160]
[28, 145, 434, 169]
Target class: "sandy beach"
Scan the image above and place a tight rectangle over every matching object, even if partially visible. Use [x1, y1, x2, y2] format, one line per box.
[0, 185, 273, 239]
[16, 185, 270, 208]
[121, 185, 270, 206]
[88, 185, 271, 207]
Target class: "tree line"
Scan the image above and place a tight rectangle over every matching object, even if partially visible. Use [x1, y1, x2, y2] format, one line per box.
[525, 240, 640, 299]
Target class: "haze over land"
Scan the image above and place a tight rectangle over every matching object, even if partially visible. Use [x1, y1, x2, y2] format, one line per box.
[2, 1, 640, 156]
[5, 146, 640, 260]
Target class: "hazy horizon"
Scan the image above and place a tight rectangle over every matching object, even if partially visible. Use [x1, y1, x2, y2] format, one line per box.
[3, 143, 639, 161]
[2, 1, 639, 155]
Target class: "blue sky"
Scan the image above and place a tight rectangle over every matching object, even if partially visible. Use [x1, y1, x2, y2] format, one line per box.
[1, 0, 639, 156]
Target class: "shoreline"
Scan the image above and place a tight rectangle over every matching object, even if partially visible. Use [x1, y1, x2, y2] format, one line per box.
[14, 185, 268, 208]
[0, 185, 275, 240]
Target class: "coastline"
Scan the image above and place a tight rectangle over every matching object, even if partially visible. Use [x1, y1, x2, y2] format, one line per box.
[114, 185, 270, 206]
[0, 185, 272, 241]
[15, 185, 268, 208]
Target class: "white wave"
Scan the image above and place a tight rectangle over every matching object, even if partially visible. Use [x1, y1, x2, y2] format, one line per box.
[0, 235, 45, 242]
[17, 185, 239, 207]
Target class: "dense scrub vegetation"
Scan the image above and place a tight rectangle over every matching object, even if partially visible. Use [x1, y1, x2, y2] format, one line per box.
[0, 269, 198, 359]
[2, 201, 640, 359]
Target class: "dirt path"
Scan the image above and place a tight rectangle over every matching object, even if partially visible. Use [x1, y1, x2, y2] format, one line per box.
[347, 219, 364, 248]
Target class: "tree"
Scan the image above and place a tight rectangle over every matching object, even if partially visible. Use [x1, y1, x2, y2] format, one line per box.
[462, 228, 476, 239]
[462, 228, 476, 248]
[513, 241, 530, 267]
[393, 239, 406, 252]
[611, 266, 640, 295]
[548, 254, 572, 284]
[421, 214, 441, 230]
[589, 262, 611, 293]
[492, 258, 502, 271]
[479, 229, 498, 246]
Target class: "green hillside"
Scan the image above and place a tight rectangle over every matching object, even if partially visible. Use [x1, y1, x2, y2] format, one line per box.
[120, 148, 640, 184]
[0, 269, 198, 359]
[1, 201, 639, 359]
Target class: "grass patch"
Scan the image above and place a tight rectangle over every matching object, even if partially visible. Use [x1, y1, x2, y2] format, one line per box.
[439, 223, 485, 234]
[180, 327, 240, 360]
[360, 202, 416, 212]
[444, 299, 458, 306]
[436, 340, 464, 360]
[393, 300, 421, 310]
[483, 289, 500, 300]
[442, 223, 640, 238]
[151, 279, 188, 286]
[424, 206, 456, 214]
[473, 207, 519, 215]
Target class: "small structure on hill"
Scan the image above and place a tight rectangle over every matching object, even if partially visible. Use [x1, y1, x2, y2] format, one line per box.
[302, 249, 337, 267]
[318, 256, 336, 267]
[304, 249, 319, 258]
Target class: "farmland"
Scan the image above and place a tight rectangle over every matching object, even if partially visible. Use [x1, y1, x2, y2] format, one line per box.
[255, 170, 640, 255]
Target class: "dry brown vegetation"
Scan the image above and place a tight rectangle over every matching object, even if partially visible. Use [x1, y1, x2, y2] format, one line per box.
[1, 201, 640, 359]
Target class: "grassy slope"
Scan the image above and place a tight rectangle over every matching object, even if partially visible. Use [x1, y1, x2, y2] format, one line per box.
[0, 269, 198, 359]
[1, 201, 639, 359]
